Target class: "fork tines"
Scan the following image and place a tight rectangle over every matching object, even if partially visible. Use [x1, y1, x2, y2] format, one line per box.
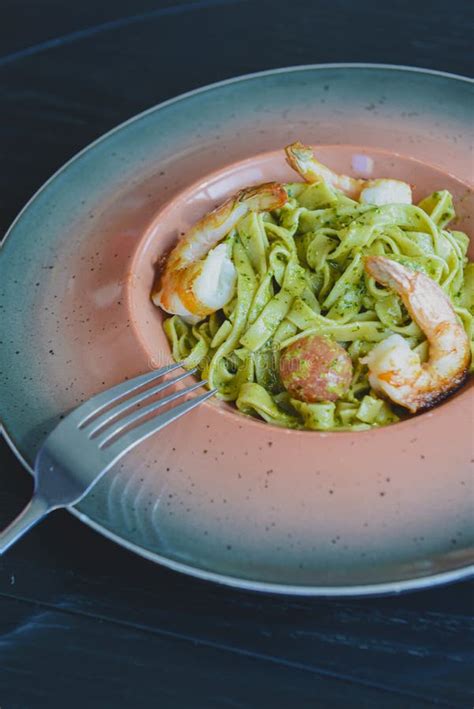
[77, 363, 215, 453]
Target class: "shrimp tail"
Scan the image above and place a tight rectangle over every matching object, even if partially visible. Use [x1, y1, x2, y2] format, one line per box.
[285, 142, 318, 181]
[364, 255, 413, 294]
[236, 182, 288, 212]
[285, 141, 364, 198]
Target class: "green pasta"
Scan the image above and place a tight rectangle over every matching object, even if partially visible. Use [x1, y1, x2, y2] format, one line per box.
[163, 182, 473, 430]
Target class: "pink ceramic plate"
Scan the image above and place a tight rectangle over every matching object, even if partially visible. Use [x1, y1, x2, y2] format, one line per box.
[1, 65, 473, 594]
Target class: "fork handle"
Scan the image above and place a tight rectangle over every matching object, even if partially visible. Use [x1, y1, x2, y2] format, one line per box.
[0, 494, 50, 555]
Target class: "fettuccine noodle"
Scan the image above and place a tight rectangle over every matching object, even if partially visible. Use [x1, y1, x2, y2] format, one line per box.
[163, 182, 473, 430]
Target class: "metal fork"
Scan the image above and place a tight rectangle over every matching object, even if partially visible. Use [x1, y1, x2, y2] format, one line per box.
[0, 363, 215, 554]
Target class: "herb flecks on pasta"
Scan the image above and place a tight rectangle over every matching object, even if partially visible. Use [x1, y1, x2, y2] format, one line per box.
[155, 148, 473, 431]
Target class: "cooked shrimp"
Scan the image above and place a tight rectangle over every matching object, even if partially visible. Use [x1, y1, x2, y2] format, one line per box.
[152, 182, 287, 322]
[361, 256, 471, 412]
[285, 142, 412, 205]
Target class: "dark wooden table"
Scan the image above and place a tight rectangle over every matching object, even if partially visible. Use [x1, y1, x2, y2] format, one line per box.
[1, 1, 473, 707]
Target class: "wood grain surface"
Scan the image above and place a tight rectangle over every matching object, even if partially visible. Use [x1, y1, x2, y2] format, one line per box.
[1, 1, 473, 707]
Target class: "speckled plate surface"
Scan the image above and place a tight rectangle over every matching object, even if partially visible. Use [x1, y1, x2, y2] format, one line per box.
[1, 64, 473, 595]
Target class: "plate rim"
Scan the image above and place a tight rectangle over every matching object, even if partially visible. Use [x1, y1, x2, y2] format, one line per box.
[1, 62, 473, 248]
[1, 63, 473, 595]
[3, 422, 473, 596]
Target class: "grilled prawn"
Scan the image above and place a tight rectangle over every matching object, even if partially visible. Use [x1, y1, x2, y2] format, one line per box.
[153, 183, 287, 323]
[362, 256, 470, 412]
[285, 142, 412, 206]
